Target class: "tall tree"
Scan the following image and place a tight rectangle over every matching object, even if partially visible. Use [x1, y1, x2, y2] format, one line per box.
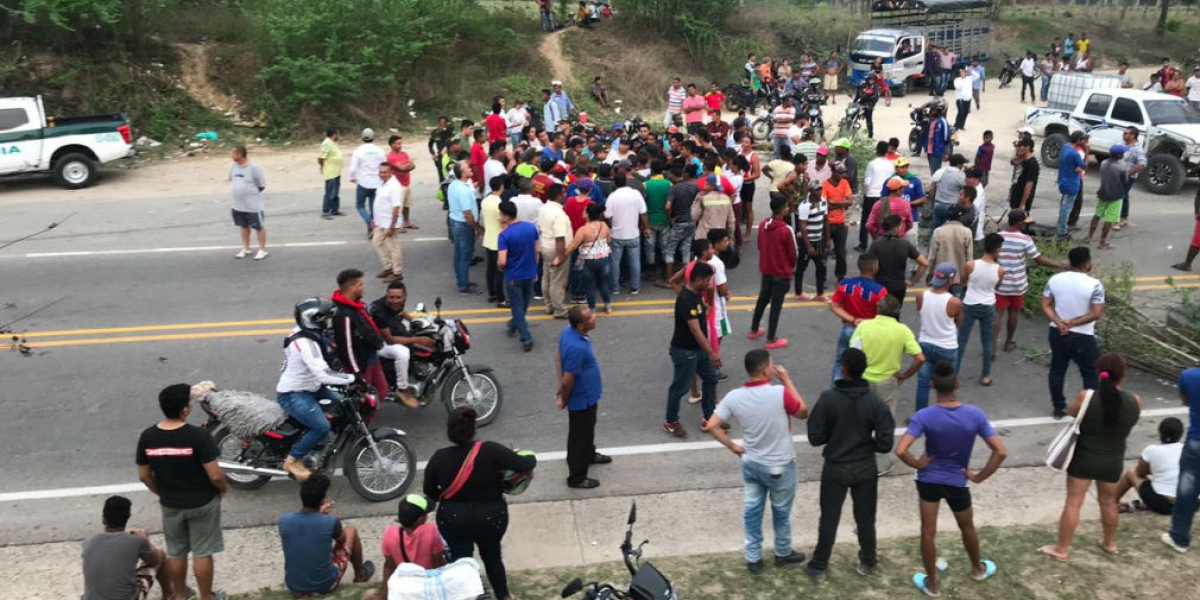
[1157, 0, 1171, 32]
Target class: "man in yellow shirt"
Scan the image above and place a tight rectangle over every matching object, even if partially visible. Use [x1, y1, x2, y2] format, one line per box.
[480, 176, 507, 307]
[850, 295, 924, 474]
[318, 128, 344, 219]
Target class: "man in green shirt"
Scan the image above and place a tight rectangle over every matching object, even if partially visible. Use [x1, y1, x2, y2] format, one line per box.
[318, 128, 344, 219]
[850, 295, 924, 474]
[643, 159, 672, 282]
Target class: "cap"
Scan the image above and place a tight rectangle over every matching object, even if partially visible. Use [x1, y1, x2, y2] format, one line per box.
[617, 159, 633, 170]
[886, 176, 907, 191]
[808, 179, 824, 191]
[612, 123, 625, 131]
[551, 80, 563, 86]
[361, 127, 375, 140]
[833, 138, 853, 149]
[894, 156, 910, 168]
[1069, 130, 1089, 144]
[816, 146, 829, 156]
[577, 178, 593, 192]
[396, 493, 433, 528]
[1109, 144, 1128, 156]
[667, 125, 680, 134]
[1008, 209, 1032, 225]
[929, 262, 959, 287]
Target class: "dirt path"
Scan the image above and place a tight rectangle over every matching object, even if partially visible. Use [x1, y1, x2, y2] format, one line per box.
[537, 29, 574, 85]
[174, 43, 242, 116]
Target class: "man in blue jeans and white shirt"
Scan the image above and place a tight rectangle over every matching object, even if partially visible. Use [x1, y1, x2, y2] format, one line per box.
[704, 349, 809, 574]
[447, 161, 483, 295]
[1041, 246, 1104, 419]
[1164, 365, 1200, 553]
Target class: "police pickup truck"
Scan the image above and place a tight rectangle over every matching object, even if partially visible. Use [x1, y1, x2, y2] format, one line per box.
[0, 95, 134, 189]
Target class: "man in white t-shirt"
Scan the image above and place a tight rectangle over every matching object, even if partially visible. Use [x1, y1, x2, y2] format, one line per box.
[346, 128, 387, 236]
[703, 349, 809, 573]
[512, 178, 543, 224]
[1019, 52, 1038, 103]
[483, 141, 508, 191]
[1117, 417, 1184, 515]
[605, 174, 648, 295]
[1187, 66, 1200, 111]
[1042, 246, 1104, 419]
[952, 67, 976, 131]
[372, 164, 404, 283]
[505, 100, 528, 149]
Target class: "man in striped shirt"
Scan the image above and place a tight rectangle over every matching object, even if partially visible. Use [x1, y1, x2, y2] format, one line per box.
[772, 97, 797, 160]
[665, 78, 686, 128]
[994, 211, 1065, 353]
[792, 180, 831, 301]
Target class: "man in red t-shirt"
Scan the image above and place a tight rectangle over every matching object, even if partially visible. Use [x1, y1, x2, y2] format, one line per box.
[387, 135, 417, 230]
[828, 253, 887, 384]
[484, 102, 507, 145]
[531, 158, 559, 201]
[821, 164, 853, 280]
[469, 129, 488, 194]
[704, 82, 725, 119]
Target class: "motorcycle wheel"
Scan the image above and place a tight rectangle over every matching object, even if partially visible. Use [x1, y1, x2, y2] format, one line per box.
[722, 85, 742, 112]
[344, 433, 416, 502]
[908, 129, 922, 155]
[999, 71, 1012, 89]
[751, 118, 771, 142]
[211, 426, 271, 490]
[443, 368, 503, 426]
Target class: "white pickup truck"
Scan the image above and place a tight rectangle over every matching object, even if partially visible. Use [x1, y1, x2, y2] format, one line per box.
[0, 95, 134, 189]
[1024, 86, 1200, 194]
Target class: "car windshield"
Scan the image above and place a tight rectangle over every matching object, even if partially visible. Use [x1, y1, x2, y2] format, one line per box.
[1145, 99, 1200, 125]
[852, 37, 894, 55]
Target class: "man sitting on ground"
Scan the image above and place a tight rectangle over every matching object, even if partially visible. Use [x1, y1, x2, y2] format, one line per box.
[82, 495, 177, 600]
[279, 474, 375, 596]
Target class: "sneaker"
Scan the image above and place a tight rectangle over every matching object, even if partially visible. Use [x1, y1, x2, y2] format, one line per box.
[534, 294, 544, 300]
[567, 477, 600, 489]
[765, 338, 789, 349]
[662, 421, 687, 438]
[717, 371, 730, 382]
[747, 328, 766, 340]
[877, 462, 895, 477]
[1052, 408, 1067, 420]
[775, 551, 807, 566]
[630, 288, 640, 295]
[459, 284, 483, 295]
[253, 250, 269, 260]
[805, 563, 828, 582]
[234, 249, 250, 259]
[1162, 532, 1189, 553]
[687, 393, 702, 405]
[856, 560, 877, 576]
[796, 293, 814, 301]
[523, 341, 534, 353]
[376, 269, 393, 279]
[571, 295, 587, 304]
[853, 245, 867, 253]
[611, 289, 621, 296]
[747, 560, 764, 575]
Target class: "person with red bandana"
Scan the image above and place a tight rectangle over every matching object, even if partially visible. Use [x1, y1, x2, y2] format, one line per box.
[330, 269, 389, 403]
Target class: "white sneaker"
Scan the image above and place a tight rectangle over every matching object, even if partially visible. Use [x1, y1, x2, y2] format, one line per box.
[234, 249, 250, 259]
[253, 250, 269, 260]
[1162, 532, 1189, 553]
[687, 393, 702, 405]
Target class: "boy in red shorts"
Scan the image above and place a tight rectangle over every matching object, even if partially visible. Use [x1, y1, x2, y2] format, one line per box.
[994, 211, 1064, 352]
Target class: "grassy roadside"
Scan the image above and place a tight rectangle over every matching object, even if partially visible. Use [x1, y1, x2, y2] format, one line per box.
[233, 512, 1197, 600]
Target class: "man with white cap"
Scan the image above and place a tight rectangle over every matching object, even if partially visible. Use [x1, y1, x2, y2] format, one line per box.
[1085, 144, 1127, 250]
[550, 81, 576, 120]
[347, 128, 387, 237]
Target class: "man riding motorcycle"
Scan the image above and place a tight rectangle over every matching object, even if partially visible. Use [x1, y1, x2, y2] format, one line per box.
[368, 281, 433, 408]
[276, 297, 357, 481]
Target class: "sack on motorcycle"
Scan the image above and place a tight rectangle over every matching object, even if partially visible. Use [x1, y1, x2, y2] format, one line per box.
[388, 557, 486, 600]
[205, 389, 287, 438]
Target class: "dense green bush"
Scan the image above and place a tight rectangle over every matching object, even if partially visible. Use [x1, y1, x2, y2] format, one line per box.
[619, 0, 740, 59]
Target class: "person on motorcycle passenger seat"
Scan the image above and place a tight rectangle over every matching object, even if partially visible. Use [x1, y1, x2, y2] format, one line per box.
[784, 73, 808, 98]
[369, 281, 434, 409]
[276, 298, 357, 482]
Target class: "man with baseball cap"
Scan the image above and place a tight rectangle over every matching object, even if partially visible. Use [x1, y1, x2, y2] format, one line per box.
[866, 176, 915, 240]
[891, 156, 926, 248]
[374, 494, 445, 599]
[1086, 144, 1127, 249]
[347, 128, 387, 237]
[1057, 131, 1088, 236]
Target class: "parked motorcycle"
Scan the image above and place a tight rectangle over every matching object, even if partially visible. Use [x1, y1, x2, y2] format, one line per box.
[721, 82, 760, 112]
[907, 98, 946, 156]
[750, 106, 773, 142]
[797, 83, 826, 139]
[199, 382, 416, 502]
[560, 502, 677, 600]
[378, 297, 503, 426]
[998, 53, 1040, 89]
[837, 98, 864, 140]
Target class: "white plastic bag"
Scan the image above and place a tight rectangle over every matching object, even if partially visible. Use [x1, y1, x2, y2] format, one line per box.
[388, 557, 486, 600]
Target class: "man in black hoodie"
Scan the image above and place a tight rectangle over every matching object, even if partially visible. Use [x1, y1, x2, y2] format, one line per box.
[331, 268, 388, 399]
[804, 347, 895, 582]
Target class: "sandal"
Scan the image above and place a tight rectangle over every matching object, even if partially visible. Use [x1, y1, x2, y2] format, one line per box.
[1003, 341, 1017, 352]
[980, 377, 993, 387]
[972, 559, 997, 582]
[1172, 263, 1193, 272]
[354, 560, 376, 583]
[912, 572, 941, 597]
[1037, 544, 1068, 562]
[1096, 540, 1119, 555]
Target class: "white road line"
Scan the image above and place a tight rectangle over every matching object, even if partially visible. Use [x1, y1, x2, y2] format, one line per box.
[20, 238, 452, 258]
[0, 407, 1187, 503]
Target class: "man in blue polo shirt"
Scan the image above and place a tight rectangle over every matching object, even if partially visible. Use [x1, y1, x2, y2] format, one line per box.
[1057, 131, 1087, 236]
[1165, 366, 1200, 553]
[498, 200, 540, 352]
[447, 161, 482, 295]
[556, 306, 611, 489]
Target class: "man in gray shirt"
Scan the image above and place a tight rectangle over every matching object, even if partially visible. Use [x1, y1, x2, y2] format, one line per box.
[82, 496, 176, 600]
[1086, 145, 1127, 249]
[230, 145, 268, 260]
[929, 153, 967, 232]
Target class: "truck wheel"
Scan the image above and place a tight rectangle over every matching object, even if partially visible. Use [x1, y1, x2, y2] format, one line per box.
[1041, 133, 1069, 169]
[893, 79, 911, 97]
[54, 153, 96, 189]
[1144, 154, 1186, 195]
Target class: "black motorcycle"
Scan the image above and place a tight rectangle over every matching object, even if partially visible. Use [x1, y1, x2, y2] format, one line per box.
[998, 53, 1039, 89]
[721, 82, 759, 112]
[380, 297, 503, 425]
[798, 85, 826, 139]
[201, 383, 417, 502]
[907, 99, 947, 156]
[837, 97, 865, 140]
[561, 502, 677, 600]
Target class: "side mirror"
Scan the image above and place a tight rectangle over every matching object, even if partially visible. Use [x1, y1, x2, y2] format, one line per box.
[414, 303, 425, 312]
[435, 297, 443, 310]
[561, 578, 584, 598]
[627, 501, 637, 526]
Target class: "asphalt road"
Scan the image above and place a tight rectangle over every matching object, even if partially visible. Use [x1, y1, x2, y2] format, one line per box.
[1, 130, 1196, 546]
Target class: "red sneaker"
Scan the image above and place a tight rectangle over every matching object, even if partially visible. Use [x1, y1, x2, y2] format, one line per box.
[765, 338, 789, 349]
[662, 421, 688, 438]
[747, 328, 766, 340]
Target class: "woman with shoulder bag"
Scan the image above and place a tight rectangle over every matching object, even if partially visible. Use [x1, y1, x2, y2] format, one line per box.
[566, 204, 614, 314]
[1039, 353, 1142, 561]
[423, 407, 537, 600]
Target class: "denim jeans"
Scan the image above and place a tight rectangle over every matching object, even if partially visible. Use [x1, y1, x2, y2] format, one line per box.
[750, 275, 790, 341]
[1169, 439, 1200, 548]
[858, 197, 879, 248]
[609, 237, 642, 292]
[915, 342, 960, 410]
[450, 220, 474, 292]
[1057, 193, 1077, 235]
[276, 387, 338, 459]
[1121, 176, 1136, 220]
[540, 7, 555, 31]
[832, 324, 856, 386]
[808, 459, 878, 571]
[665, 345, 719, 423]
[355, 185, 375, 230]
[322, 177, 341, 215]
[1047, 329, 1100, 412]
[664, 222, 696, 265]
[927, 154, 943, 177]
[772, 136, 788, 159]
[581, 257, 611, 308]
[957, 303, 996, 378]
[643, 225, 669, 267]
[741, 459, 798, 563]
[930, 201, 953, 233]
[1040, 74, 1052, 101]
[505, 278, 534, 344]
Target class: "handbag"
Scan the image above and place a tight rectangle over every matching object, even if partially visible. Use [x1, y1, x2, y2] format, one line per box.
[1045, 390, 1093, 473]
[439, 442, 481, 501]
[571, 225, 599, 272]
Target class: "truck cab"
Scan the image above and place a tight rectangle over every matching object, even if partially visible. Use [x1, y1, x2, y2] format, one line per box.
[848, 27, 927, 93]
[0, 96, 133, 189]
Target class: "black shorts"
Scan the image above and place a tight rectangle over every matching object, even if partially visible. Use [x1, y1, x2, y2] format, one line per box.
[232, 209, 264, 230]
[916, 481, 972, 513]
[1137, 479, 1175, 515]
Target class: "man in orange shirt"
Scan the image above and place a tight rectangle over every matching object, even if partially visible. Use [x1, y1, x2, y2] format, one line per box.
[822, 163, 853, 281]
[705, 82, 725, 119]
